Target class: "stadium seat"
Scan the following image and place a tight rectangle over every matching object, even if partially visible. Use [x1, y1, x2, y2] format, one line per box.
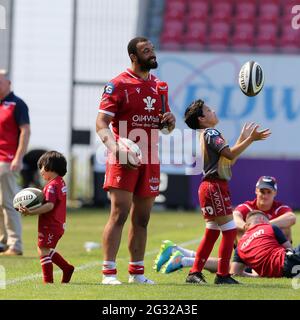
[164, 10, 185, 21]
[160, 39, 182, 51]
[257, 22, 278, 37]
[208, 30, 230, 52]
[187, 0, 210, 12]
[160, 29, 183, 51]
[182, 30, 206, 51]
[211, 0, 233, 22]
[163, 18, 184, 34]
[236, 21, 255, 35]
[165, 0, 186, 19]
[258, 0, 281, 6]
[231, 30, 255, 52]
[259, 3, 281, 23]
[279, 26, 300, 53]
[281, 12, 295, 27]
[209, 20, 231, 35]
[255, 33, 278, 53]
[235, 1, 257, 23]
[186, 20, 207, 34]
[282, 0, 299, 16]
[186, 0, 209, 20]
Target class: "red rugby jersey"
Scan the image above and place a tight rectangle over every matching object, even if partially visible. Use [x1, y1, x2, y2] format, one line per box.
[237, 223, 286, 277]
[0, 92, 30, 162]
[38, 176, 67, 233]
[99, 69, 170, 161]
[235, 199, 292, 221]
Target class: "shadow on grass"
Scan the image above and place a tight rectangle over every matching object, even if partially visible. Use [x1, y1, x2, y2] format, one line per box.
[156, 282, 293, 290]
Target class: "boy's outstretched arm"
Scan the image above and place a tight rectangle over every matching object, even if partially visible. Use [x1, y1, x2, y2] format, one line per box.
[221, 124, 271, 161]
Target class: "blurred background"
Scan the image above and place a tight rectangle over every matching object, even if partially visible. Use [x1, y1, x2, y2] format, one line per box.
[0, 0, 300, 210]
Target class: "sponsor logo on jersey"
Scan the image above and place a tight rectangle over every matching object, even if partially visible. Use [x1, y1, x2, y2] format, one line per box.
[136, 87, 141, 94]
[61, 186, 67, 194]
[104, 82, 115, 95]
[132, 115, 160, 123]
[241, 229, 265, 250]
[206, 129, 219, 136]
[149, 177, 160, 184]
[47, 186, 55, 194]
[150, 185, 159, 192]
[47, 233, 54, 245]
[215, 136, 224, 145]
[143, 96, 156, 112]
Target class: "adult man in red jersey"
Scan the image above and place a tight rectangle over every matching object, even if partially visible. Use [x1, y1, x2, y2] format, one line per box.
[234, 176, 296, 242]
[96, 37, 176, 285]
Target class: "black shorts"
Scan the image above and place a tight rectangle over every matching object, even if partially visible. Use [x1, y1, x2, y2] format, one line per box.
[282, 245, 300, 278]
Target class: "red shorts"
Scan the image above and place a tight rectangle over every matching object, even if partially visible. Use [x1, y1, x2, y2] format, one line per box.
[38, 228, 64, 248]
[103, 162, 160, 198]
[198, 179, 232, 219]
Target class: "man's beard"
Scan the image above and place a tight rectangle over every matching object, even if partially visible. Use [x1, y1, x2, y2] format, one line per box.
[137, 56, 158, 71]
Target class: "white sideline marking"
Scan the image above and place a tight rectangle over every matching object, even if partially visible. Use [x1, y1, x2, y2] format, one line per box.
[6, 239, 199, 286]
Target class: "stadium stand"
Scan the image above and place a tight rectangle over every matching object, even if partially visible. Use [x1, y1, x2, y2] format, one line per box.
[145, 0, 300, 53]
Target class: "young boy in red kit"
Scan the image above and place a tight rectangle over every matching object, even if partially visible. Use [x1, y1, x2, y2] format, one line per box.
[19, 151, 74, 284]
[184, 99, 271, 284]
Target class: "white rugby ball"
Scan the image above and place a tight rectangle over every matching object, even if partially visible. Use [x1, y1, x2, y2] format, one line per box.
[13, 187, 44, 211]
[118, 137, 142, 166]
[238, 61, 265, 97]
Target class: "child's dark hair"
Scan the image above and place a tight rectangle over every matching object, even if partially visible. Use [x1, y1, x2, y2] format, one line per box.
[184, 99, 205, 130]
[38, 151, 67, 177]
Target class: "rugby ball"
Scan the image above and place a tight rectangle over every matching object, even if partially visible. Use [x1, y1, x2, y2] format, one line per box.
[238, 61, 265, 97]
[118, 137, 142, 166]
[13, 188, 44, 211]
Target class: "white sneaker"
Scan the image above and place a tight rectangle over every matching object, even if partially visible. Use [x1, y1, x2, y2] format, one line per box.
[128, 274, 155, 284]
[102, 275, 122, 285]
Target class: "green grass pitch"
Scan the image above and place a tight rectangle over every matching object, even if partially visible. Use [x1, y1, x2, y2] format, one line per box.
[0, 209, 299, 300]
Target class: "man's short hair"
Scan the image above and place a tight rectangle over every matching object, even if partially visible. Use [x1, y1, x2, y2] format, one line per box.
[184, 99, 204, 130]
[246, 210, 269, 222]
[127, 36, 149, 58]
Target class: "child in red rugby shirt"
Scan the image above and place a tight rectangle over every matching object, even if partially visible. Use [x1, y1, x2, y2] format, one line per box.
[184, 99, 271, 284]
[19, 151, 74, 284]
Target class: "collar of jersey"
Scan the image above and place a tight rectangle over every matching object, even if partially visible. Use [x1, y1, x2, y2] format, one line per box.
[126, 68, 151, 81]
[0, 91, 14, 104]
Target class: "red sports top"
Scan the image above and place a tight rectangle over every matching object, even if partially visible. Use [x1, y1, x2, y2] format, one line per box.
[99, 69, 170, 160]
[237, 223, 286, 277]
[235, 199, 292, 221]
[0, 92, 30, 162]
[38, 176, 67, 233]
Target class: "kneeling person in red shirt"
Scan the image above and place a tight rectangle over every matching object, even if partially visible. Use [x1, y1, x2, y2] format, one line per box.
[232, 210, 300, 278]
[19, 151, 74, 284]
